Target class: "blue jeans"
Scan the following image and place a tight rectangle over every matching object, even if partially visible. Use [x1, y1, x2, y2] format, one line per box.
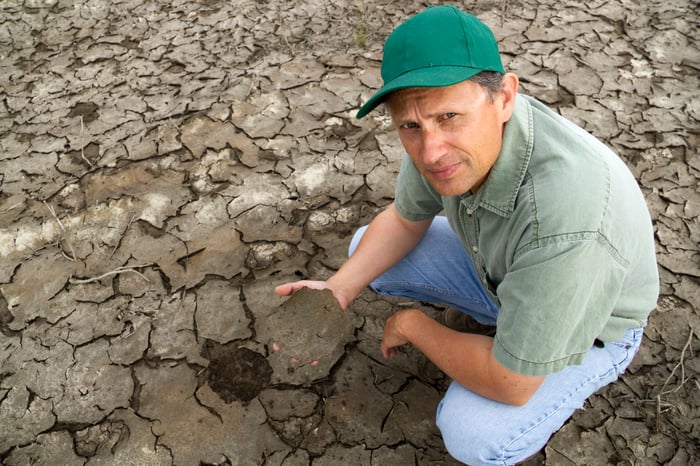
[349, 217, 643, 465]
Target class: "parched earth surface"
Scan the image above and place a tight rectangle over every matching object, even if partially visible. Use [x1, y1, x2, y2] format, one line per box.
[0, 0, 698, 464]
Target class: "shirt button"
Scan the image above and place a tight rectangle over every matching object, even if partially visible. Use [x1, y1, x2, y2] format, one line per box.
[466, 209, 474, 215]
[472, 246, 478, 253]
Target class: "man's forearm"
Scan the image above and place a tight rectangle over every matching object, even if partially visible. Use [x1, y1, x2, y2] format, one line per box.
[390, 309, 544, 406]
[327, 204, 431, 304]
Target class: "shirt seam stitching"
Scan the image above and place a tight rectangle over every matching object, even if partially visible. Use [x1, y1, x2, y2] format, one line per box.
[494, 337, 588, 366]
[514, 231, 629, 269]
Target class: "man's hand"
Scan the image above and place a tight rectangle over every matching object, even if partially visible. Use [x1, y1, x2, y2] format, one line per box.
[275, 280, 351, 310]
[380, 309, 415, 359]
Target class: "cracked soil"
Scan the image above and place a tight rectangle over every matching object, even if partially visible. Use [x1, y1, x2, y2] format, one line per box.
[0, 0, 698, 465]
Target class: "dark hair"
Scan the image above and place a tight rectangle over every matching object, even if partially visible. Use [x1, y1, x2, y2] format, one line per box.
[470, 71, 504, 101]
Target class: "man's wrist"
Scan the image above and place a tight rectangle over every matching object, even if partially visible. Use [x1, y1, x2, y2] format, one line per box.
[325, 276, 357, 310]
[396, 308, 426, 342]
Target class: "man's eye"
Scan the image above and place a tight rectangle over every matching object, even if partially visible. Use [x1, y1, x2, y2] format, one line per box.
[442, 112, 457, 120]
[401, 122, 419, 129]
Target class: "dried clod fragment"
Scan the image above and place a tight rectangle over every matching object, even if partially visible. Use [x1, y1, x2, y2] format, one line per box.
[256, 287, 355, 385]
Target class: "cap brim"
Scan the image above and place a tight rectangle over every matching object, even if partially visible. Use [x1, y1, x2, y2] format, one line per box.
[356, 66, 483, 118]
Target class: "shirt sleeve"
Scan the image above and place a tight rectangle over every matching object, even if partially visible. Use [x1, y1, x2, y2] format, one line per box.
[492, 235, 628, 376]
[393, 154, 443, 221]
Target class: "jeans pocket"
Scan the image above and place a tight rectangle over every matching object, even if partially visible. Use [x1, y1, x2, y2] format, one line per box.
[607, 327, 643, 376]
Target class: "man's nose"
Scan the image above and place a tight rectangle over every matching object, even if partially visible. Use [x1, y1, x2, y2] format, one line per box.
[420, 129, 445, 166]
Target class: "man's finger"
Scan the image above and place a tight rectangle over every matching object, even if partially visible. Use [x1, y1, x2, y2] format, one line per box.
[274, 283, 295, 296]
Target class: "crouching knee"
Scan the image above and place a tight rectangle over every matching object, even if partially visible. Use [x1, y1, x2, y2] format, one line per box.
[436, 406, 501, 465]
[348, 225, 368, 257]
[435, 387, 540, 466]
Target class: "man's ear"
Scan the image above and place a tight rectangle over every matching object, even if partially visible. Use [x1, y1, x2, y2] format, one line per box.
[499, 73, 519, 123]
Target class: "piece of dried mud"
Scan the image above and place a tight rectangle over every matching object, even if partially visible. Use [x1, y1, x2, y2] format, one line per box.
[257, 288, 355, 385]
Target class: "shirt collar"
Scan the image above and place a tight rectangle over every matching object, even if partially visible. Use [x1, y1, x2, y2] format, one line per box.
[462, 94, 534, 217]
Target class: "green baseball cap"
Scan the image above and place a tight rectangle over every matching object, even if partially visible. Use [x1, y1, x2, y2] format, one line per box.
[356, 5, 504, 118]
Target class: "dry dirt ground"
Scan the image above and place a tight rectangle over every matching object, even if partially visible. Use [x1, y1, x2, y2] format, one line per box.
[1, 0, 698, 464]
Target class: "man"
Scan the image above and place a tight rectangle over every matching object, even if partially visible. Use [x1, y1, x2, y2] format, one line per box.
[276, 5, 659, 465]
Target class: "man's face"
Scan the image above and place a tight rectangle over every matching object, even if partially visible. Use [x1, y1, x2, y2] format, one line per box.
[387, 79, 512, 197]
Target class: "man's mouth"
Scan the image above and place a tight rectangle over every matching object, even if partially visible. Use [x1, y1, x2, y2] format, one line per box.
[428, 163, 460, 181]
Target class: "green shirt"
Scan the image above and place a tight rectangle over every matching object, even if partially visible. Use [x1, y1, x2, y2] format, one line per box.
[394, 94, 659, 376]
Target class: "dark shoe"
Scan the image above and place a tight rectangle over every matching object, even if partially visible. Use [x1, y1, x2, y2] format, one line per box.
[442, 308, 496, 337]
